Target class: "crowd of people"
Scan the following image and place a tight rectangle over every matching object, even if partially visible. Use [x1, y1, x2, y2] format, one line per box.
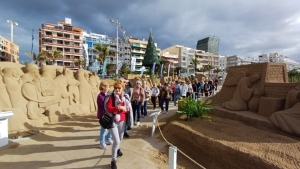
[96, 77, 219, 169]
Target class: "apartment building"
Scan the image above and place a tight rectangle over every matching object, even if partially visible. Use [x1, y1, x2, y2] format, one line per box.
[0, 36, 19, 63]
[258, 53, 300, 71]
[129, 37, 160, 72]
[161, 45, 195, 76]
[83, 31, 110, 72]
[194, 50, 220, 77]
[39, 18, 83, 69]
[109, 37, 131, 65]
[160, 51, 179, 67]
[227, 55, 258, 67]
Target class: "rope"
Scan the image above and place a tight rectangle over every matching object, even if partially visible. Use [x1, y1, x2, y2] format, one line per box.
[155, 116, 206, 169]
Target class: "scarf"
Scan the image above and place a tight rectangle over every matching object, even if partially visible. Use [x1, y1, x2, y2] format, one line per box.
[114, 91, 131, 122]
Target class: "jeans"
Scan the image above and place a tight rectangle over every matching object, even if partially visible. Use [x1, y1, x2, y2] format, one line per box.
[160, 98, 170, 111]
[100, 126, 112, 144]
[109, 121, 126, 161]
[132, 102, 142, 122]
[174, 92, 180, 105]
[141, 100, 148, 116]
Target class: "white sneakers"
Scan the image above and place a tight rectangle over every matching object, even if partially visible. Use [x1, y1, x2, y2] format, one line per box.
[134, 122, 140, 126]
[106, 140, 113, 145]
[99, 143, 107, 150]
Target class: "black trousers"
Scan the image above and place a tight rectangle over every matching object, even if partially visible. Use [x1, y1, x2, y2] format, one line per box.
[151, 96, 157, 109]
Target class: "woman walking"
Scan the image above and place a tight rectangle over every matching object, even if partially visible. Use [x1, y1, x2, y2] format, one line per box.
[151, 83, 160, 110]
[160, 84, 172, 114]
[131, 80, 145, 126]
[97, 81, 112, 150]
[105, 81, 133, 169]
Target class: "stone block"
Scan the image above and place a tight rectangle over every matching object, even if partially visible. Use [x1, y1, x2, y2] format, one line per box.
[258, 97, 285, 117]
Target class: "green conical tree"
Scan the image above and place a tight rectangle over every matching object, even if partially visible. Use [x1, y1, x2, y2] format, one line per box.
[142, 30, 160, 68]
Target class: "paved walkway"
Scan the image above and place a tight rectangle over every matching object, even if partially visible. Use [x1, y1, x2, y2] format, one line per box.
[0, 107, 177, 169]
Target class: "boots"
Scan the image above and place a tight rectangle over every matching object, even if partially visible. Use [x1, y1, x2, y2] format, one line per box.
[117, 149, 123, 157]
[111, 160, 117, 169]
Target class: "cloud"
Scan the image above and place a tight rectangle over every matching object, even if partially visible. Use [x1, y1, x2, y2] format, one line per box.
[0, 0, 299, 63]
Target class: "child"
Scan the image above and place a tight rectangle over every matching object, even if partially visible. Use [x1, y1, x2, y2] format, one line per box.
[97, 81, 113, 150]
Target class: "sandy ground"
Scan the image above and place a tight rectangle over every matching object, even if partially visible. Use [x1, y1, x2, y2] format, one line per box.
[160, 115, 300, 169]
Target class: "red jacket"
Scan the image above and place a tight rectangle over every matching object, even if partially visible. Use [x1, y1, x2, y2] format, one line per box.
[106, 95, 127, 122]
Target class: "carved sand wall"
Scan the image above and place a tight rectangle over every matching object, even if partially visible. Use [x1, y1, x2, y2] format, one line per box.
[211, 62, 300, 137]
[0, 63, 101, 135]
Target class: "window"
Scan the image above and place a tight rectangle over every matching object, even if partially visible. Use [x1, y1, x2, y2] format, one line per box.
[182, 57, 186, 61]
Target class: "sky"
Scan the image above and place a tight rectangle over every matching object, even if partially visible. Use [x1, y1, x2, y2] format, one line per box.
[0, 0, 300, 63]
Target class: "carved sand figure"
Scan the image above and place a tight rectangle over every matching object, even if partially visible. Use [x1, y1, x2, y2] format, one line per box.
[22, 65, 61, 119]
[21, 64, 40, 83]
[54, 68, 77, 107]
[0, 68, 12, 108]
[248, 90, 265, 112]
[75, 67, 97, 112]
[89, 71, 100, 97]
[269, 85, 300, 136]
[2, 67, 28, 113]
[222, 74, 261, 111]
[64, 68, 80, 105]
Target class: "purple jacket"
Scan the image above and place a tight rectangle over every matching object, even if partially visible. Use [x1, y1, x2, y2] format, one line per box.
[97, 92, 106, 119]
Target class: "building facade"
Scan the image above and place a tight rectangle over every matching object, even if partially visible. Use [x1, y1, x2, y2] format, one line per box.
[129, 37, 160, 72]
[0, 36, 19, 63]
[82, 31, 110, 72]
[109, 37, 131, 65]
[227, 55, 258, 67]
[196, 36, 220, 55]
[258, 53, 300, 71]
[161, 45, 195, 76]
[194, 50, 220, 77]
[39, 18, 83, 69]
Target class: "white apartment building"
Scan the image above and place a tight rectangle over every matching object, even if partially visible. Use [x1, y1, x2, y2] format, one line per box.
[258, 53, 300, 71]
[227, 55, 258, 67]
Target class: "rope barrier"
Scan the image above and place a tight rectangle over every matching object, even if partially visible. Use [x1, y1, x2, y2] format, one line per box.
[154, 116, 206, 169]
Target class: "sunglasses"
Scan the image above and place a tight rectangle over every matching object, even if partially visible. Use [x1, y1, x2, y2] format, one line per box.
[114, 87, 122, 89]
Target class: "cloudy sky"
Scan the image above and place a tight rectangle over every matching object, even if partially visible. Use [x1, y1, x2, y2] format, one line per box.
[1, 0, 300, 63]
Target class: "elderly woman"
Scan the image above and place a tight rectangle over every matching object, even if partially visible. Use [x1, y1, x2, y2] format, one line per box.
[106, 81, 133, 169]
[131, 80, 145, 126]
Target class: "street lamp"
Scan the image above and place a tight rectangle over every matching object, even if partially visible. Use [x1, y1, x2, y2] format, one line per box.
[7, 20, 18, 62]
[110, 18, 123, 75]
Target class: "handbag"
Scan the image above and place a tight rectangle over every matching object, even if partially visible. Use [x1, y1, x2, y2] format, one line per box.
[131, 100, 138, 106]
[99, 113, 115, 129]
[99, 94, 116, 129]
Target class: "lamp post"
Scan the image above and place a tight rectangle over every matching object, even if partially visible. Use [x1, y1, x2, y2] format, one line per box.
[7, 20, 18, 62]
[110, 18, 123, 75]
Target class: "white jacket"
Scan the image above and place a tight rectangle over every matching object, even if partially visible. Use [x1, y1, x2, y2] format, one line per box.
[180, 84, 188, 96]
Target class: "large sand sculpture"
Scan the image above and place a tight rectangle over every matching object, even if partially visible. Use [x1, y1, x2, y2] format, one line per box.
[211, 62, 300, 137]
[0, 63, 99, 135]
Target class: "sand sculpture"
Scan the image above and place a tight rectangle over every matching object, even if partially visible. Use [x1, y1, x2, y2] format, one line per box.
[222, 74, 261, 111]
[0, 63, 100, 134]
[269, 85, 300, 136]
[212, 62, 300, 137]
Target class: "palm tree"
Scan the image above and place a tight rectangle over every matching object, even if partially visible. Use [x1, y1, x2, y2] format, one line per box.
[199, 67, 206, 74]
[106, 64, 115, 75]
[74, 58, 85, 68]
[214, 67, 221, 76]
[175, 66, 182, 76]
[51, 50, 62, 65]
[288, 68, 300, 82]
[25, 51, 37, 61]
[203, 65, 213, 77]
[37, 51, 51, 66]
[94, 44, 116, 68]
[157, 58, 170, 75]
[191, 58, 200, 72]
[120, 63, 129, 75]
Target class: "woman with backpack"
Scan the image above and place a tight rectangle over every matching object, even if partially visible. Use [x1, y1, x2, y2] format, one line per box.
[105, 81, 133, 169]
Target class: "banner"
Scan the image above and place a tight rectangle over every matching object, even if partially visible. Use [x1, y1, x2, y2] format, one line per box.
[102, 58, 108, 76]
[131, 57, 136, 71]
[83, 44, 89, 67]
[160, 64, 164, 78]
[141, 66, 145, 75]
[152, 62, 156, 75]
[167, 64, 171, 77]
[117, 62, 123, 72]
